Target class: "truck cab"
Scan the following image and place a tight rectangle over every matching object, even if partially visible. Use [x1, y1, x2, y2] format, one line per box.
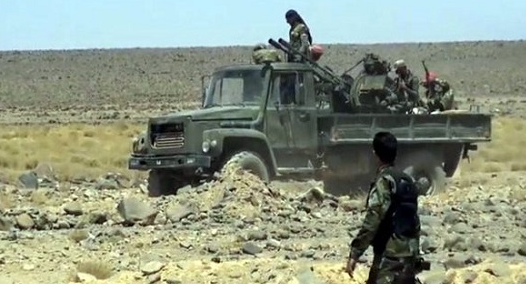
[129, 62, 321, 196]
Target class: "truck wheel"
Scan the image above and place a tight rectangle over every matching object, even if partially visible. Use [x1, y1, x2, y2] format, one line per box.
[222, 151, 270, 183]
[147, 170, 179, 197]
[402, 153, 446, 196]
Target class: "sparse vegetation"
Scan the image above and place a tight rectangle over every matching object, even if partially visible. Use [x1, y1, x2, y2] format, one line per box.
[462, 117, 526, 173]
[0, 121, 143, 182]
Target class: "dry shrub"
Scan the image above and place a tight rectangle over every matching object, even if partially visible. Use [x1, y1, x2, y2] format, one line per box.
[462, 117, 526, 173]
[0, 122, 145, 182]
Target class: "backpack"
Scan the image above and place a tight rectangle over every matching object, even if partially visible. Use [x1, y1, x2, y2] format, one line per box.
[370, 168, 420, 254]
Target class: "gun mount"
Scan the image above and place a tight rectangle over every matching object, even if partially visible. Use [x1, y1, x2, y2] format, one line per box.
[268, 38, 357, 112]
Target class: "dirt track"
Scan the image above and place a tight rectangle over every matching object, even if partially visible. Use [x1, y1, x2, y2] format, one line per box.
[1, 41, 526, 284]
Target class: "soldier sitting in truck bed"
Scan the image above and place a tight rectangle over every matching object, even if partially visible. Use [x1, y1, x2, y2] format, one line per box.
[252, 44, 282, 64]
[421, 71, 455, 113]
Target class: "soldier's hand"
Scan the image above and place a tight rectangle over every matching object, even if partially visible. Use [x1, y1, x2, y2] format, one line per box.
[345, 258, 358, 278]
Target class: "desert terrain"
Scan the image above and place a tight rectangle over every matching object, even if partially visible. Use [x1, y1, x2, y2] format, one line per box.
[0, 40, 526, 284]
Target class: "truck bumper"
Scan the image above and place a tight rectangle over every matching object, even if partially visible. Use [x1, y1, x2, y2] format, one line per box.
[128, 154, 212, 171]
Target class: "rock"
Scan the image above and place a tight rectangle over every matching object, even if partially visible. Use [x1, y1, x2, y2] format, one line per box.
[206, 243, 220, 253]
[242, 242, 263, 255]
[442, 255, 470, 270]
[247, 230, 267, 241]
[418, 270, 447, 284]
[462, 271, 479, 283]
[443, 211, 461, 224]
[164, 203, 197, 223]
[116, 197, 158, 225]
[95, 179, 119, 190]
[449, 222, 470, 234]
[295, 267, 326, 284]
[33, 162, 54, 179]
[468, 237, 486, 252]
[63, 202, 83, 216]
[164, 278, 182, 284]
[0, 215, 13, 231]
[141, 261, 165, 276]
[147, 273, 161, 284]
[18, 172, 39, 190]
[16, 213, 35, 229]
[518, 242, 526, 256]
[443, 234, 466, 251]
[484, 261, 511, 277]
[421, 237, 439, 253]
[22, 263, 35, 271]
[339, 200, 363, 212]
[75, 272, 97, 282]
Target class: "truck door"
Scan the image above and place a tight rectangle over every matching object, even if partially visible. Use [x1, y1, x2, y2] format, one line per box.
[264, 70, 318, 168]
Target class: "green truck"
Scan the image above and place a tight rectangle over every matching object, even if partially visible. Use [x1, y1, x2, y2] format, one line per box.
[128, 39, 492, 197]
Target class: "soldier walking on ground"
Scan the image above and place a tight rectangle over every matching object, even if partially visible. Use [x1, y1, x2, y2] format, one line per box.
[393, 60, 423, 110]
[285, 9, 312, 62]
[345, 131, 423, 284]
[421, 71, 455, 112]
[252, 44, 282, 64]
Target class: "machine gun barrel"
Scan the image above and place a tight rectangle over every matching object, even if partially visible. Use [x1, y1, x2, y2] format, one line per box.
[268, 38, 349, 88]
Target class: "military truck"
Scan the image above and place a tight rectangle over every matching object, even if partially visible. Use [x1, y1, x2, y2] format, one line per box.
[128, 38, 492, 197]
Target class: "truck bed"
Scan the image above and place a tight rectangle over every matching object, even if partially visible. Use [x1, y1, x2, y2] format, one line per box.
[318, 112, 492, 144]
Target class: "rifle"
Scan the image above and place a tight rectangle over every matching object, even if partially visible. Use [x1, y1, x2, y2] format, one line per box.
[421, 60, 430, 82]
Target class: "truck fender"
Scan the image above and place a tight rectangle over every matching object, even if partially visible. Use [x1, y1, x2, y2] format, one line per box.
[202, 129, 278, 174]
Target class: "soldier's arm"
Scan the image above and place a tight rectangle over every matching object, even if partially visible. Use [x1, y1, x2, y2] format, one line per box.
[349, 177, 392, 260]
[406, 76, 420, 97]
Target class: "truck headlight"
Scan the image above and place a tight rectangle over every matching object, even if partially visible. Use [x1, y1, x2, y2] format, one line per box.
[132, 132, 147, 153]
[202, 139, 217, 153]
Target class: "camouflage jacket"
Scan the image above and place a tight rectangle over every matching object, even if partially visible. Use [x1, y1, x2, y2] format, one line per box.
[394, 71, 421, 106]
[252, 49, 281, 64]
[349, 164, 421, 260]
[289, 23, 311, 61]
[425, 78, 454, 110]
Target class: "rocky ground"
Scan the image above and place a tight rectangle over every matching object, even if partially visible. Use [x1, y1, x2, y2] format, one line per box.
[1, 41, 526, 283]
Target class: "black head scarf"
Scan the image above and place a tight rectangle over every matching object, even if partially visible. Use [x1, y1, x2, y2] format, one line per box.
[285, 9, 312, 44]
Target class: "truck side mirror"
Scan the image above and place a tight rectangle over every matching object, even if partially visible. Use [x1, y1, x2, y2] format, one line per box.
[201, 75, 211, 107]
[201, 88, 208, 107]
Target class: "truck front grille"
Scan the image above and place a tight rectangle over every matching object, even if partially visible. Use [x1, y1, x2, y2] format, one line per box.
[150, 123, 185, 149]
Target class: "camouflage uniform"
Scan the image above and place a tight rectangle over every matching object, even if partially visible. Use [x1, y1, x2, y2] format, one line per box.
[252, 48, 281, 64]
[424, 78, 454, 112]
[349, 164, 421, 284]
[289, 23, 311, 62]
[394, 70, 423, 110]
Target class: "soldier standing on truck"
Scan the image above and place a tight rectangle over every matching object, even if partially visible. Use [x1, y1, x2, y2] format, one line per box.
[421, 71, 455, 112]
[252, 44, 282, 64]
[285, 9, 312, 62]
[345, 131, 425, 284]
[393, 59, 423, 111]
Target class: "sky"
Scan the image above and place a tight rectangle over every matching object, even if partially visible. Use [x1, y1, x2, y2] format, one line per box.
[1, 0, 525, 51]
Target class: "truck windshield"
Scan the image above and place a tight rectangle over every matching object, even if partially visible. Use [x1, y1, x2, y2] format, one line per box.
[203, 69, 264, 108]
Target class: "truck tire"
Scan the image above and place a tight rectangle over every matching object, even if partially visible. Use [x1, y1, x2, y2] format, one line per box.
[401, 152, 446, 196]
[147, 170, 179, 197]
[222, 151, 270, 183]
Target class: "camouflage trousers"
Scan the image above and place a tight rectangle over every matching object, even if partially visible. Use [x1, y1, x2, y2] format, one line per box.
[369, 256, 417, 284]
